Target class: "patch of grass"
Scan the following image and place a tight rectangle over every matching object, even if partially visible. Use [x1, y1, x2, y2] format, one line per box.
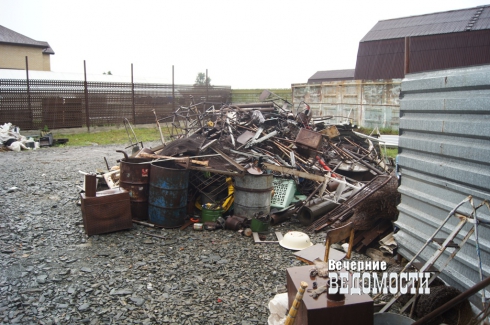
[53, 127, 165, 147]
[384, 148, 398, 159]
[358, 126, 399, 135]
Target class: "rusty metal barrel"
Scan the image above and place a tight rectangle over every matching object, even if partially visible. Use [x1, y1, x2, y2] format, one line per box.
[233, 174, 273, 219]
[148, 160, 189, 228]
[118, 150, 152, 220]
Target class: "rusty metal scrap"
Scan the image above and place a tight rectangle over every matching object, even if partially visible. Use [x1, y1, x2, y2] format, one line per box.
[132, 92, 395, 228]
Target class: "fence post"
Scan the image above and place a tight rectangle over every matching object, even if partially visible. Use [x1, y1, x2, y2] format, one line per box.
[84, 60, 90, 131]
[25, 56, 33, 128]
[172, 65, 175, 113]
[206, 68, 209, 105]
[131, 63, 135, 124]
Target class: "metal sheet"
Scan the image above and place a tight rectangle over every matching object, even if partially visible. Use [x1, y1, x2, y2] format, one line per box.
[395, 64, 490, 309]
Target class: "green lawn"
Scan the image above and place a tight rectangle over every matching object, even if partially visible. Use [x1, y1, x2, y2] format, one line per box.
[53, 127, 165, 147]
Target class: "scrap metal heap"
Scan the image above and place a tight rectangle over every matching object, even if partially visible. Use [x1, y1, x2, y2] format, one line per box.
[122, 90, 401, 247]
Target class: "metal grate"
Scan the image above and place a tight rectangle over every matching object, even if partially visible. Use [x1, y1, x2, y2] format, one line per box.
[188, 171, 229, 206]
[307, 175, 392, 232]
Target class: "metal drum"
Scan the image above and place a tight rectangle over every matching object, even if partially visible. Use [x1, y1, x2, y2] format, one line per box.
[118, 150, 152, 220]
[148, 160, 189, 228]
[233, 174, 273, 218]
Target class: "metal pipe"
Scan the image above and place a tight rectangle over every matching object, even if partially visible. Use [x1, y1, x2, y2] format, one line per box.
[412, 276, 490, 325]
[25, 56, 32, 124]
[83, 60, 90, 131]
[404, 37, 410, 75]
[131, 63, 135, 124]
[172, 65, 175, 113]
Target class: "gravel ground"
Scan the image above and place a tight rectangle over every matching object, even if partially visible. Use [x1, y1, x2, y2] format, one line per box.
[0, 143, 377, 325]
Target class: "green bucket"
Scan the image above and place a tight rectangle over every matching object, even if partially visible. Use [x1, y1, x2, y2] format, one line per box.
[202, 208, 223, 223]
[251, 218, 269, 232]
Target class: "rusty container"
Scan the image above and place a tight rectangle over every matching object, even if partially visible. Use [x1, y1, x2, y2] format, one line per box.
[234, 174, 273, 219]
[80, 188, 132, 236]
[295, 128, 323, 150]
[118, 150, 152, 220]
[148, 160, 189, 228]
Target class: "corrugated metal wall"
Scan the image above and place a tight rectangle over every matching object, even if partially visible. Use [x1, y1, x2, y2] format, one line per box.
[395, 65, 490, 308]
[354, 39, 405, 80]
[410, 30, 490, 74]
[292, 80, 401, 131]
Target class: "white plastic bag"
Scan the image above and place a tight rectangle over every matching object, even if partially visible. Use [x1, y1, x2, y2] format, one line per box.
[268, 293, 288, 325]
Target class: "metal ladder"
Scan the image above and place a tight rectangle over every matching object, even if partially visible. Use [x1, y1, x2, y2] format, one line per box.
[379, 195, 481, 314]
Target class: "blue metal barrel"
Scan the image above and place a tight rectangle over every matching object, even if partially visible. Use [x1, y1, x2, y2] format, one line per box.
[148, 161, 189, 227]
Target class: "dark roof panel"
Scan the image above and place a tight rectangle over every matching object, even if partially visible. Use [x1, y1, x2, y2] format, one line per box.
[361, 5, 490, 42]
[309, 69, 355, 81]
[0, 25, 54, 54]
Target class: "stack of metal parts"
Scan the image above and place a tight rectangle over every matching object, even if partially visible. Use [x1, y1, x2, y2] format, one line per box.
[123, 90, 395, 231]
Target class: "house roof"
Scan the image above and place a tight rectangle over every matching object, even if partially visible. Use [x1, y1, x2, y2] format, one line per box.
[308, 69, 355, 81]
[0, 25, 54, 54]
[361, 5, 490, 42]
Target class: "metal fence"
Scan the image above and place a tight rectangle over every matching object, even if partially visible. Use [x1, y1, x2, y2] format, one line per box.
[0, 78, 231, 130]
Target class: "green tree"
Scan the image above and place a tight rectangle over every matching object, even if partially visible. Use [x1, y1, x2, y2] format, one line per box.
[194, 72, 211, 86]
[103, 71, 112, 75]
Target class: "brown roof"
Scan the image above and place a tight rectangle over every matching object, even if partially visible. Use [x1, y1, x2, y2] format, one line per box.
[0, 25, 54, 54]
[308, 69, 355, 83]
[361, 5, 490, 42]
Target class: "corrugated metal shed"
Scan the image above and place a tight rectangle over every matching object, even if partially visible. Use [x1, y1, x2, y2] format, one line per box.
[307, 69, 355, 83]
[395, 64, 490, 308]
[361, 5, 490, 42]
[355, 5, 490, 80]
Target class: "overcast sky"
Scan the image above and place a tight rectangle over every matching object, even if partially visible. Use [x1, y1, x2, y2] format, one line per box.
[1, 0, 489, 88]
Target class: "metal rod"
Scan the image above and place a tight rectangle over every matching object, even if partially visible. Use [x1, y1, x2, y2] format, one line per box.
[83, 60, 90, 131]
[172, 65, 175, 113]
[25, 56, 32, 125]
[404, 36, 410, 75]
[131, 63, 135, 124]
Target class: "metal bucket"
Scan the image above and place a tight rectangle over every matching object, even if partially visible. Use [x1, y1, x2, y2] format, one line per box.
[118, 150, 152, 220]
[148, 160, 189, 228]
[234, 174, 273, 219]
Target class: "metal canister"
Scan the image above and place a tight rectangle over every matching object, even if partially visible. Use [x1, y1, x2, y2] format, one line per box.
[117, 150, 152, 220]
[225, 215, 247, 230]
[233, 174, 273, 218]
[148, 160, 189, 228]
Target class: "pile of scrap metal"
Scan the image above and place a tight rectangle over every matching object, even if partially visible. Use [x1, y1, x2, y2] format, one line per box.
[110, 90, 400, 239]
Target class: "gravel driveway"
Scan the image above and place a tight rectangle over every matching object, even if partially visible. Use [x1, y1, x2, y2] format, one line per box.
[0, 144, 336, 325]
